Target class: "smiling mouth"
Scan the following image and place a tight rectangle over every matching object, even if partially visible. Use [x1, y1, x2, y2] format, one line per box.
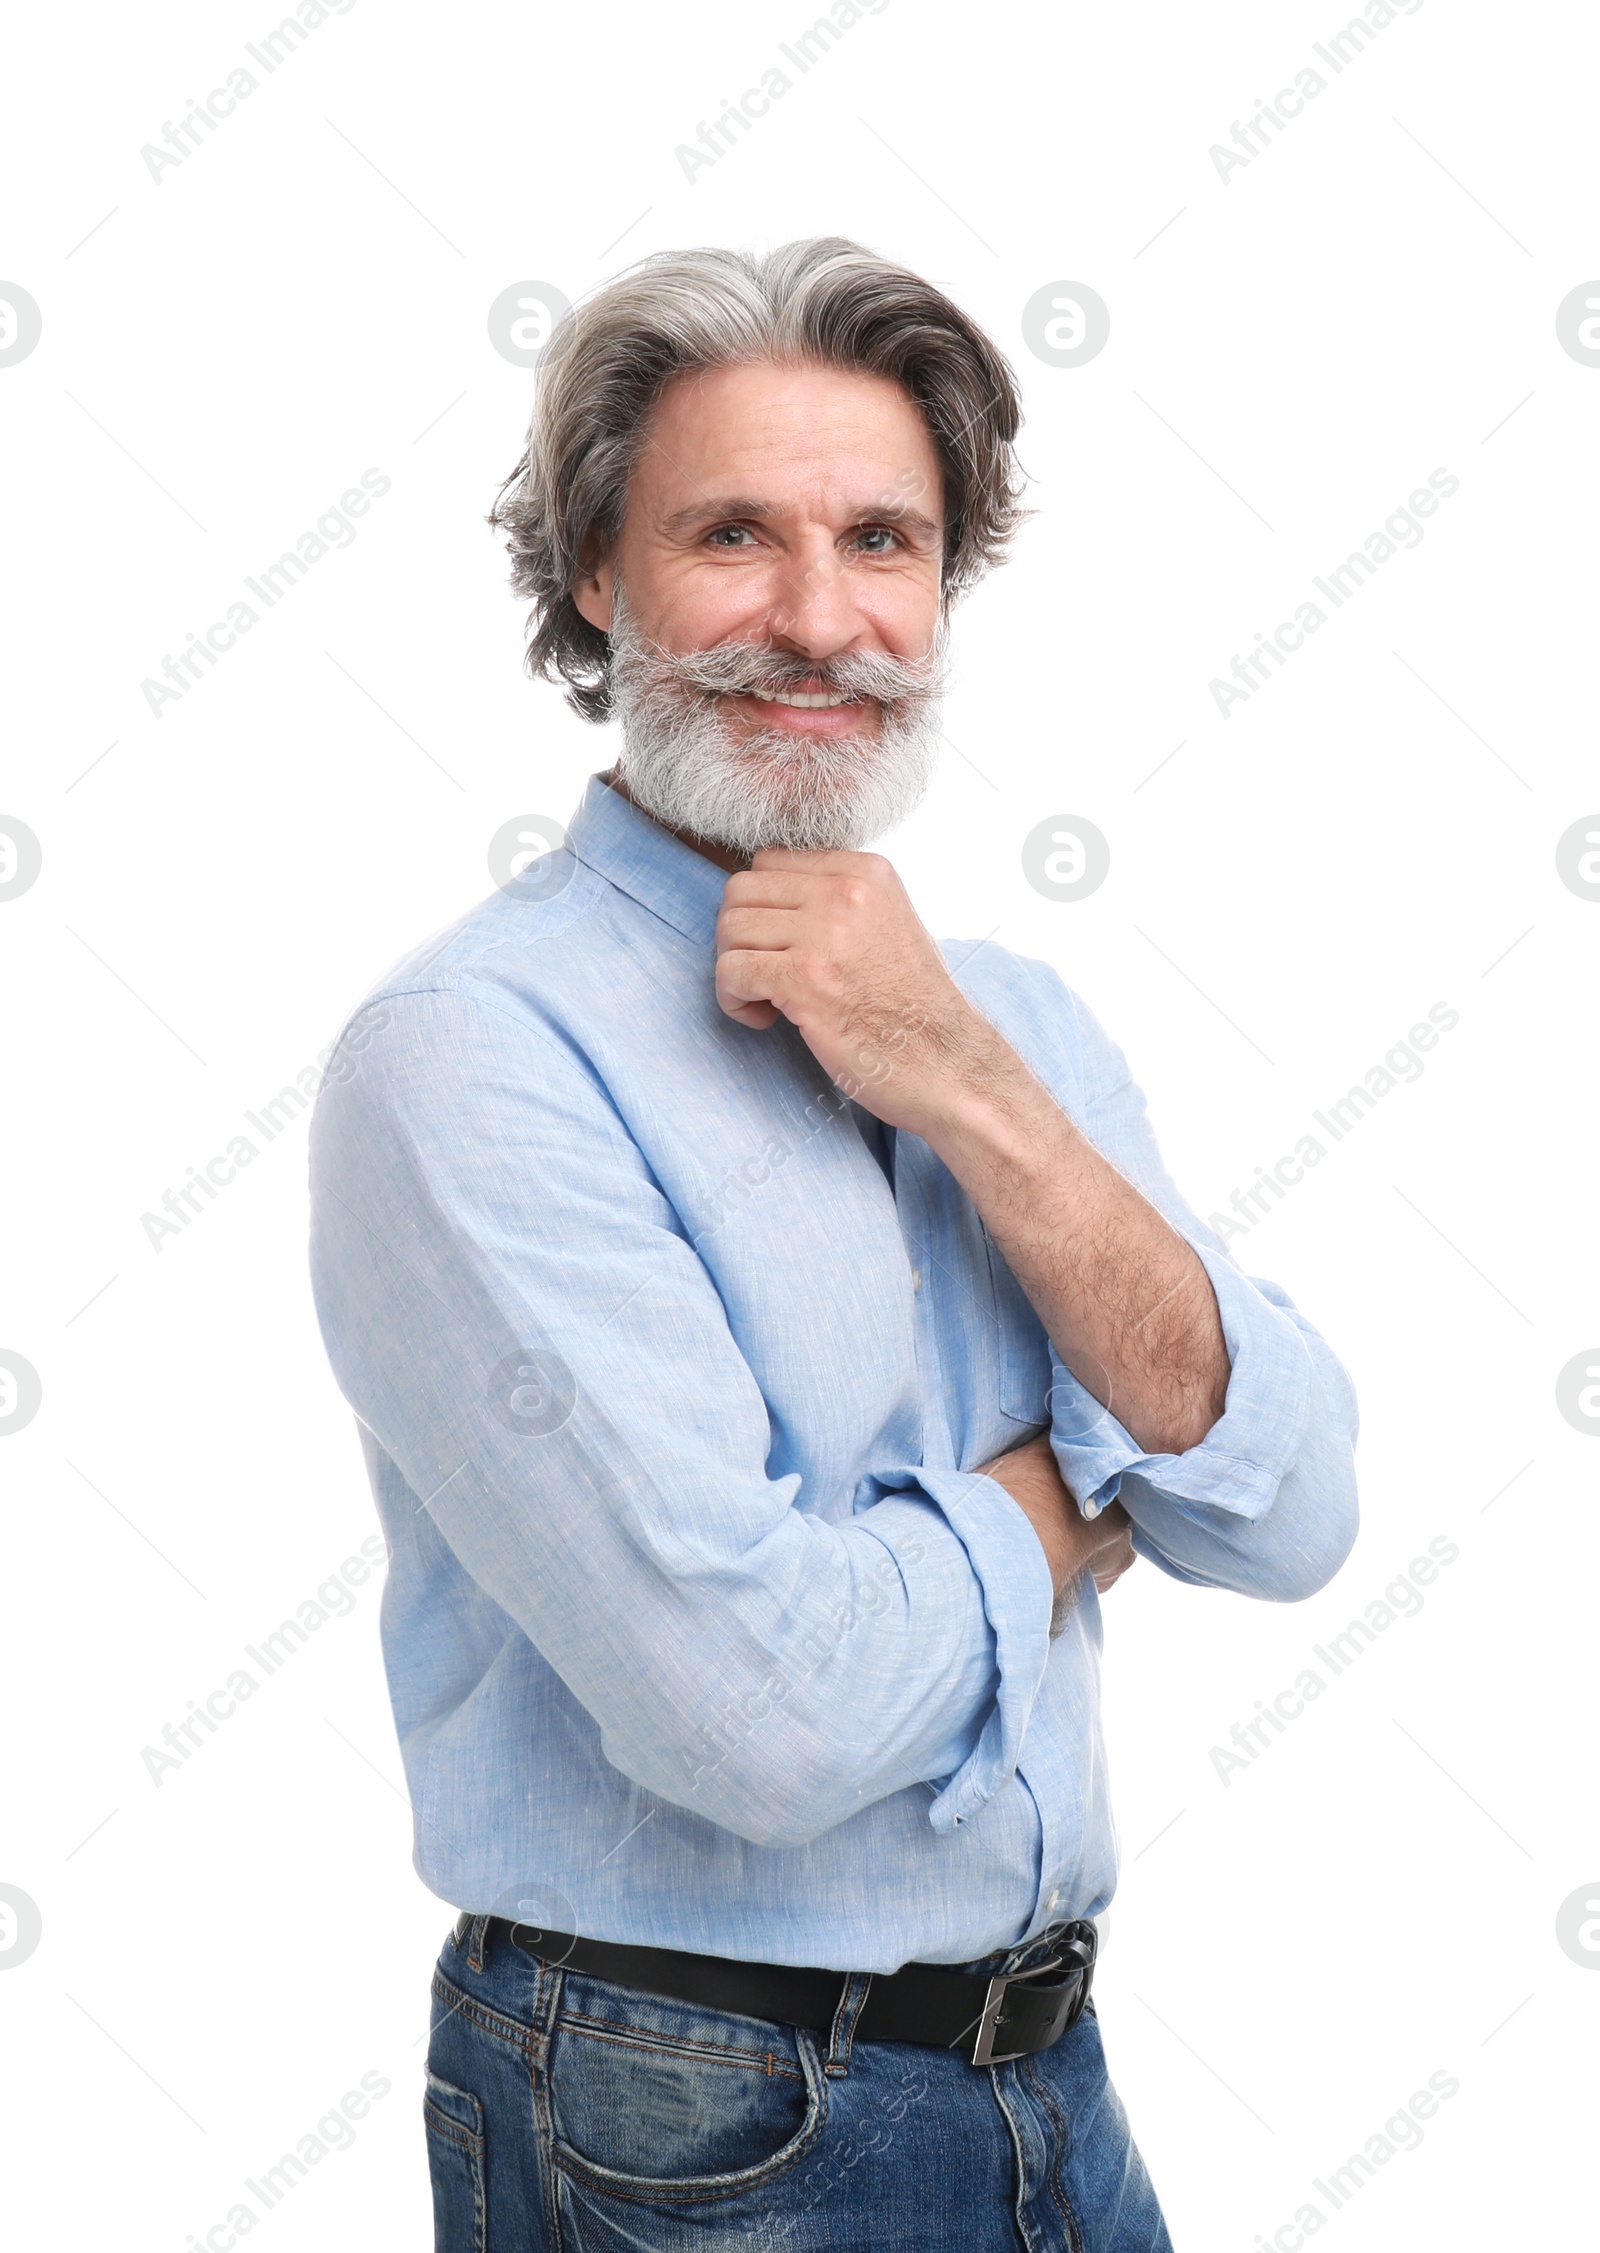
[744, 687, 860, 709]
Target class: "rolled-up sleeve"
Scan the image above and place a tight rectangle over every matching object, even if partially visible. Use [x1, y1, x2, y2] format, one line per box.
[1040, 978, 1359, 1602]
[852, 1463, 1052, 1831]
[308, 983, 1053, 1851]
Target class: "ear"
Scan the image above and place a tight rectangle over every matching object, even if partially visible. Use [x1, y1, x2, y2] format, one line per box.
[570, 526, 616, 634]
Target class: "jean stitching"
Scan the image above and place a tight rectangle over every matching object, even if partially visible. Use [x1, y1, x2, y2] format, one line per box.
[824, 1971, 871, 2076]
[529, 1959, 569, 2253]
[988, 2066, 1044, 2253]
[424, 2103, 484, 2156]
[557, 2014, 805, 2079]
[547, 2021, 830, 2206]
[1020, 2052, 1085, 2253]
[423, 2082, 487, 2253]
[431, 1968, 534, 2058]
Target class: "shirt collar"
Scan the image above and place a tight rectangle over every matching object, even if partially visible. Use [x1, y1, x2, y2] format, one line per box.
[565, 773, 729, 947]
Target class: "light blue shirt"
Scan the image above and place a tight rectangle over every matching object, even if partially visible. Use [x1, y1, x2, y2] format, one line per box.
[308, 776, 1358, 1971]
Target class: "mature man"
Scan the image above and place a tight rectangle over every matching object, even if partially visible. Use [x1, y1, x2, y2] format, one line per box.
[309, 238, 1358, 2252]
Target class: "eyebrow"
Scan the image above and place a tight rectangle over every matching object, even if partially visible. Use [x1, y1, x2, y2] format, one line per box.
[658, 496, 943, 542]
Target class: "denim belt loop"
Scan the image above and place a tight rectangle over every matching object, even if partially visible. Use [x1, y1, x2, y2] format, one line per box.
[525, 1945, 566, 2092]
[466, 1913, 490, 1973]
[823, 1971, 874, 2078]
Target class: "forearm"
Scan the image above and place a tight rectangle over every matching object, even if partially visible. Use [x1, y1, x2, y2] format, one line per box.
[922, 1030, 1230, 1457]
[1114, 1339, 1360, 1601]
[310, 985, 1058, 1850]
[973, 1426, 1124, 1588]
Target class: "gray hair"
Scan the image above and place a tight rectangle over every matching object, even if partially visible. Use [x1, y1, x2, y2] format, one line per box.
[487, 237, 1027, 723]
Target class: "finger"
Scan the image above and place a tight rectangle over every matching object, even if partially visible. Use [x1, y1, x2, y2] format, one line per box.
[722, 869, 858, 916]
[722, 869, 819, 910]
[715, 904, 804, 953]
[751, 848, 883, 875]
[715, 948, 795, 1013]
[1093, 1543, 1136, 1589]
[729, 853, 894, 907]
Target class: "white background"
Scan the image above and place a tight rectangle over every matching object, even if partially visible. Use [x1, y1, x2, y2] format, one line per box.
[2, 1, 1595, 2246]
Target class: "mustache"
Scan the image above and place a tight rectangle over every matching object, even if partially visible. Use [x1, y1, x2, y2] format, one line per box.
[627, 635, 946, 707]
[605, 590, 943, 853]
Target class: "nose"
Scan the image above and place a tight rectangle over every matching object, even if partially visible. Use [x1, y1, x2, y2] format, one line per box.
[763, 537, 868, 665]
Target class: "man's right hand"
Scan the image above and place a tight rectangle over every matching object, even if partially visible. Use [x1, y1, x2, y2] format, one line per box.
[977, 1433, 1136, 1631]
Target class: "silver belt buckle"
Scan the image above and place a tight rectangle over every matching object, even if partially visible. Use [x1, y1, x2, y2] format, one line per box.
[968, 1954, 1065, 2067]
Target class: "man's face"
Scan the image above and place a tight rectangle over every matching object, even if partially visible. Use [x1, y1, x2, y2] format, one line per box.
[571, 361, 949, 855]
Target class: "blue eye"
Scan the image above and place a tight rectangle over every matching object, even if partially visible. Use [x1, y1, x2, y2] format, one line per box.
[707, 525, 755, 547]
[856, 526, 897, 552]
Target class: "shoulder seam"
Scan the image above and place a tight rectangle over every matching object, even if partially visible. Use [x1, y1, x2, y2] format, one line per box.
[338, 975, 589, 1075]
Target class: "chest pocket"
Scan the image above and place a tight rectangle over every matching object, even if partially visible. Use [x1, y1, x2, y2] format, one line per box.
[982, 1227, 1055, 1430]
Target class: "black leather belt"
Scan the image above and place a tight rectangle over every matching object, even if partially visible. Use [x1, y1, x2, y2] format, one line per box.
[484, 1917, 1096, 2068]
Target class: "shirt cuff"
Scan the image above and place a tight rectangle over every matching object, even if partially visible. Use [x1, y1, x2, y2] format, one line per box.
[859, 1464, 1053, 1835]
[1047, 1239, 1314, 1525]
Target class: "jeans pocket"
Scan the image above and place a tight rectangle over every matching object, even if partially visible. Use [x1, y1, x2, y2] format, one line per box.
[546, 1979, 826, 2202]
[425, 2072, 487, 2252]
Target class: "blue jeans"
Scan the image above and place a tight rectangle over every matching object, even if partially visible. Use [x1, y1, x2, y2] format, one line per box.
[425, 1914, 1173, 2251]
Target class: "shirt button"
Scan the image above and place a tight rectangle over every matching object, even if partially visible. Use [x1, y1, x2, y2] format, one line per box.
[911, 1268, 922, 1292]
[1082, 1498, 1101, 1521]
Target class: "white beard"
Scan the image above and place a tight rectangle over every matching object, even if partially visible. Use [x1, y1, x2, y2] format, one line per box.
[607, 592, 947, 856]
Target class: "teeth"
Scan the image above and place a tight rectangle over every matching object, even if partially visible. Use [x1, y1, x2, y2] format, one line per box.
[747, 688, 855, 708]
